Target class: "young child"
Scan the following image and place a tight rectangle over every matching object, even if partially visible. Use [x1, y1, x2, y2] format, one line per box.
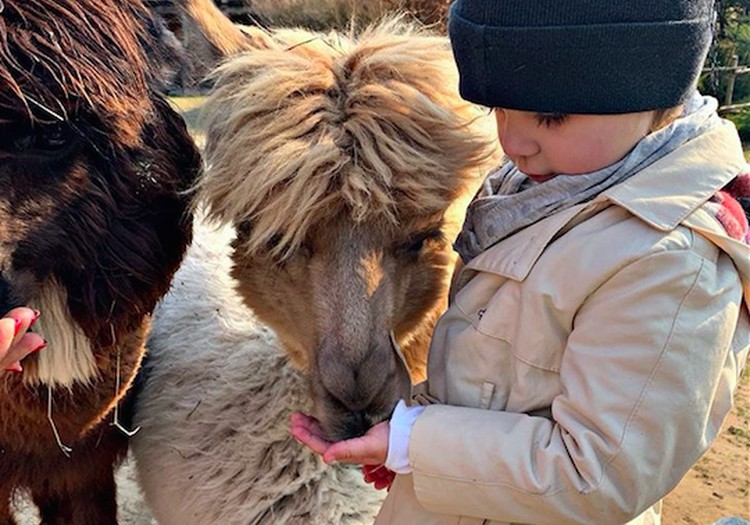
[291, 1, 750, 523]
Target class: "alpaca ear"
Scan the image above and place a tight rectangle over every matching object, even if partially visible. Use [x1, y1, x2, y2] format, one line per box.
[173, 0, 271, 58]
[147, 95, 202, 195]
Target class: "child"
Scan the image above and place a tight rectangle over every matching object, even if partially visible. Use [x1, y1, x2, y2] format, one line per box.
[291, 0, 750, 523]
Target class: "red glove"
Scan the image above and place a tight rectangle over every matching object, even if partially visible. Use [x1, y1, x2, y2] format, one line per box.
[362, 464, 396, 491]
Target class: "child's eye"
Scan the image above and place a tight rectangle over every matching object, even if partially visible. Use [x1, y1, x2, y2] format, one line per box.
[535, 112, 568, 128]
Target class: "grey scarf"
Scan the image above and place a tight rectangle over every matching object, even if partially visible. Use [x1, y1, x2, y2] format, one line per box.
[454, 93, 722, 262]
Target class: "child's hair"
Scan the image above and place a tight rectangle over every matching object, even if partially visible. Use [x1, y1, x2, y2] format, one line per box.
[448, 1, 715, 116]
[651, 106, 685, 132]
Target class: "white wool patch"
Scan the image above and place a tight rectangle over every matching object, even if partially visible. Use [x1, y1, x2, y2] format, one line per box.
[25, 280, 98, 388]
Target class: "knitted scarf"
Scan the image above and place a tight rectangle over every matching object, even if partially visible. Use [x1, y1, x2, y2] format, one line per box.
[454, 93, 723, 262]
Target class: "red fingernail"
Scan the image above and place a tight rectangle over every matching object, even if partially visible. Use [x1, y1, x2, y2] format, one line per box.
[4, 364, 22, 373]
[13, 318, 21, 337]
[30, 310, 41, 327]
[32, 342, 46, 353]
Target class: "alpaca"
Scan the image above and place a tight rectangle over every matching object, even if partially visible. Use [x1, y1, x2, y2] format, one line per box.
[166, 0, 271, 92]
[131, 19, 498, 524]
[0, 1, 199, 523]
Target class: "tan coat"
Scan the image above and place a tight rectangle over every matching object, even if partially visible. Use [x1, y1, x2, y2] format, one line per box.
[375, 121, 750, 525]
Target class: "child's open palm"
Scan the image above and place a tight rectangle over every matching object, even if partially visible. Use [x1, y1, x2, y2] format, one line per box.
[290, 411, 390, 466]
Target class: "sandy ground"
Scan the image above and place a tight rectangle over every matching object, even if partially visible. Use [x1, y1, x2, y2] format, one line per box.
[663, 372, 750, 524]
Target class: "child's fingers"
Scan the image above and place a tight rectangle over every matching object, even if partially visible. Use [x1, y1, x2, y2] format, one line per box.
[290, 425, 332, 455]
[290, 412, 329, 442]
[290, 412, 327, 437]
[290, 413, 333, 455]
[1, 332, 45, 370]
[323, 436, 381, 465]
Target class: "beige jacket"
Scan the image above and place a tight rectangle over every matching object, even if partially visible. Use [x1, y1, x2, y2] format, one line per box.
[375, 121, 750, 525]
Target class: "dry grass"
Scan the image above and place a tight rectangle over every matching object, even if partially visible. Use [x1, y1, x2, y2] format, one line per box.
[250, 0, 450, 32]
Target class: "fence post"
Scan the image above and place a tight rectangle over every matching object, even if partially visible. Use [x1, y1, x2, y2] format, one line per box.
[725, 54, 739, 107]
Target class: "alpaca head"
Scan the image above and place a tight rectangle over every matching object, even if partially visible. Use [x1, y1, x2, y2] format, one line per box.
[197, 20, 496, 439]
[0, 0, 200, 389]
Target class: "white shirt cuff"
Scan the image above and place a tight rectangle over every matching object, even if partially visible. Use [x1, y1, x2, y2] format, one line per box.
[385, 399, 425, 474]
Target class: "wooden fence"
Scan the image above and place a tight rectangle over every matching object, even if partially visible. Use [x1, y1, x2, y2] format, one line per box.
[704, 55, 750, 113]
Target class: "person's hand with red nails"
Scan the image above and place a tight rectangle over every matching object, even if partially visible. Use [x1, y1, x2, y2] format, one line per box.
[0, 307, 45, 373]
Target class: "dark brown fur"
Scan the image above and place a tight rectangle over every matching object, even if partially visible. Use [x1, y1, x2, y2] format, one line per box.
[0, 1, 200, 523]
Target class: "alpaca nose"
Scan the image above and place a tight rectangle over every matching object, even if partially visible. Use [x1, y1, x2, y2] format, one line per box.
[317, 333, 412, 439]
[318, 346, 391, 413]
[338, 410, 371, 439]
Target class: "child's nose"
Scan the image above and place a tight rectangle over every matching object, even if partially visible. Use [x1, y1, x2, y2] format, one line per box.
[495, 110, 539, 159]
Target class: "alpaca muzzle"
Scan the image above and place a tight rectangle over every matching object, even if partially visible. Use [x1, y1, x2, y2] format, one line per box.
[316, 332, 411, 440]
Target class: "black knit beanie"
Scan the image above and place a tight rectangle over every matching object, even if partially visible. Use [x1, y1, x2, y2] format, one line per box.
[448, 0, 715, 114]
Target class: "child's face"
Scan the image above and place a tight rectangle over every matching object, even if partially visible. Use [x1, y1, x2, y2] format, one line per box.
[494, 109, 656, 183]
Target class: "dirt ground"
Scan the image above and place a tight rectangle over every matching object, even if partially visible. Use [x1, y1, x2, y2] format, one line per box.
[663, 370, 750, 524]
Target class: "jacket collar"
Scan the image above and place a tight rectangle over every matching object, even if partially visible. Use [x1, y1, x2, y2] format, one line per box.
[599, 120, 745, 231]
[463, 121, 746, 282]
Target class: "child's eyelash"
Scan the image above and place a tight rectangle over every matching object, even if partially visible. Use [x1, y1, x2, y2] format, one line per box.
[535, 112, 568, 127]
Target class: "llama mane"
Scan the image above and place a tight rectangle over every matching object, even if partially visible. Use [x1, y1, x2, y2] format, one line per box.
[196, 17, 494, 260]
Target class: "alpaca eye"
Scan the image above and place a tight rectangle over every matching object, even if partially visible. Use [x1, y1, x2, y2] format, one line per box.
[12, 123, 73, 154]
[400, 229, 444, 255]
[36, 124, 70, 151]
[407, 237, 426, 253]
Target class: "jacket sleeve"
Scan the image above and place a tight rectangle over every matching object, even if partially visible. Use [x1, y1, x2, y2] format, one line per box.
[408, 248, 749, 525]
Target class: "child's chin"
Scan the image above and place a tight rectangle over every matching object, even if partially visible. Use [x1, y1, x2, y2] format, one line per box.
[526, 173, 558, 183]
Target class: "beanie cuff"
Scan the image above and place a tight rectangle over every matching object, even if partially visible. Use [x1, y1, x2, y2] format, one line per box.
[449, 10, 713, 114]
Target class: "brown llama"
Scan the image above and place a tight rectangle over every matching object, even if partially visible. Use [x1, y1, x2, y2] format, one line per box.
[131, 17, 499, 524]
[0, 1, 199, 523]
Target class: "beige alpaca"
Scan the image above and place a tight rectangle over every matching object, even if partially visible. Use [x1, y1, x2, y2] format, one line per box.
[132, 17, 499, 524]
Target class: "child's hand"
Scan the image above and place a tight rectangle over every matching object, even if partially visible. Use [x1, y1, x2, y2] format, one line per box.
[362, 464, 396, 491]
[290, 411, 390, 466]
[0, 307, 45, 373]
